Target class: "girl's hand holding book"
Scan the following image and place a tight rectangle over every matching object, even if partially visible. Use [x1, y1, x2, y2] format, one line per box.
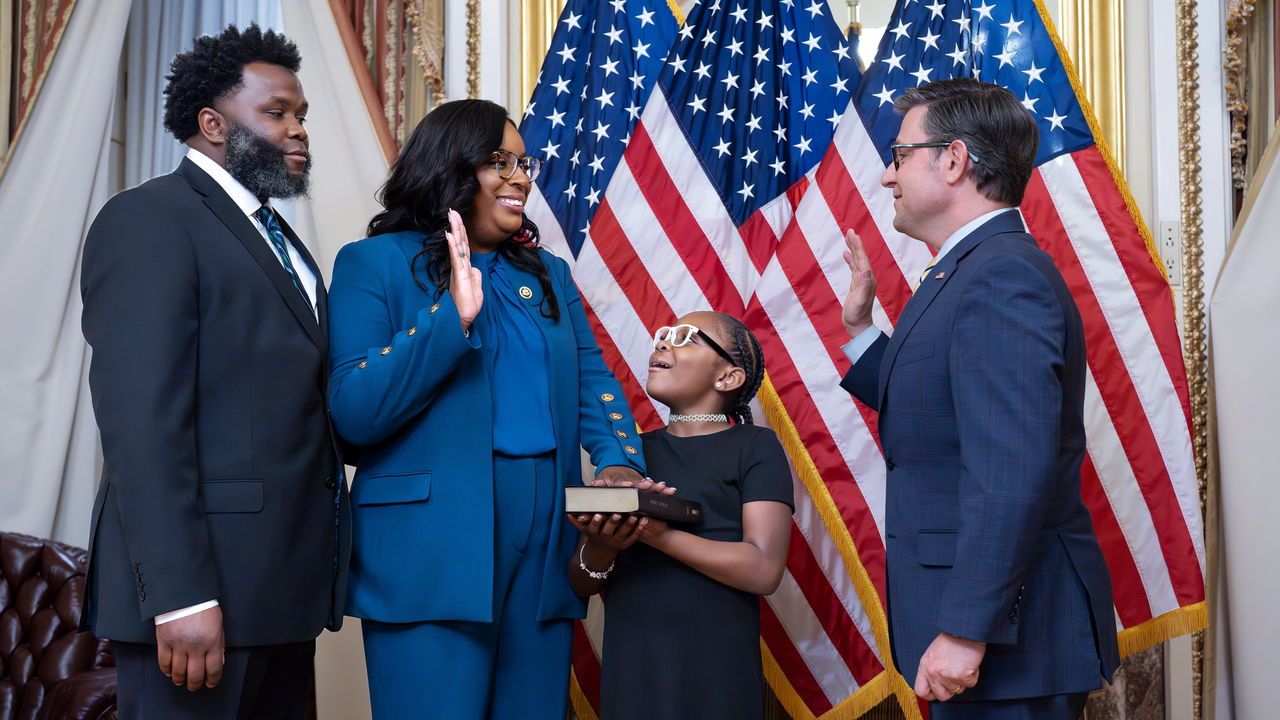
[569, 511, 647, 552]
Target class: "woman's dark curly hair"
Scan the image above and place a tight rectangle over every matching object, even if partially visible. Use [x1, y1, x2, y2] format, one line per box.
[714, 313, 766, 426]
[162, 23, 301, 142]
[367, 99, 559, 321]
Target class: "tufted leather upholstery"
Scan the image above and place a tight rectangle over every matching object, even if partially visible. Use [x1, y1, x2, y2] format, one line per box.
[0, 532, 116, 720]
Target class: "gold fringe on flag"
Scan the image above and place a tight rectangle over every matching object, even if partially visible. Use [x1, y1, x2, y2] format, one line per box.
[1117, 601, 1208, 658]
[758, 375, 924, 720]
[764, 637, 922, 720]
[570, 669, 600, 720]
[665, 0, 685, 25]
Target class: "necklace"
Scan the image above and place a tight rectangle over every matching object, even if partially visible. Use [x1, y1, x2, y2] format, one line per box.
[668, 413, 729, 423]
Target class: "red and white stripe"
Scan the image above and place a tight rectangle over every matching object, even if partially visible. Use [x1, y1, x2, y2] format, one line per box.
[1022, 150, 1205, 621]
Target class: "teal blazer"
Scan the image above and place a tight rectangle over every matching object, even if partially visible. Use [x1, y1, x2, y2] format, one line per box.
[327, 230, 645, 623]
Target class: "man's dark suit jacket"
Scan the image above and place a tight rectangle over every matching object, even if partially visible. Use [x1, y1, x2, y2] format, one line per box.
[841, 210, 1120, 702]
[79, 157, 350, 647]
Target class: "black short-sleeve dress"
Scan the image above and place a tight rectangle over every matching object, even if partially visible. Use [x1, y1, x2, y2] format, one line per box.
[599, 424, 794, 720]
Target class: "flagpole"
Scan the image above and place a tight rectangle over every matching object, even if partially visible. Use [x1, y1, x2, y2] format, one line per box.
[845, 0, 865, 73]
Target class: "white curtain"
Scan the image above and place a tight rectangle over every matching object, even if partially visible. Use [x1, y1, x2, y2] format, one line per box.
[280, 0, 389, 275]
[0, 0, 133, 545]
[1209, 123, 1280, 720]
[0, 0, 289, 547]
[123, 0, 283, 188]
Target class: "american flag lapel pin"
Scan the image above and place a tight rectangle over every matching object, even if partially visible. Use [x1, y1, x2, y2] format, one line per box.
[935, 271, 946, 279]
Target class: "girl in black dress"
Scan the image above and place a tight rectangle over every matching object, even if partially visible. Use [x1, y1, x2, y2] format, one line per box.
[568, 311, 794, 719]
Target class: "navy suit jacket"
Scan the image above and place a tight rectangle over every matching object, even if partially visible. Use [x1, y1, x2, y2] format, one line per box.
[841, 211, 1120, 701]
[327, 231, 645, 624]
[80, 159, 349, 646]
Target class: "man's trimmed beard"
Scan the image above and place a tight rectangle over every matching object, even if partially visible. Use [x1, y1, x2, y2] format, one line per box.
[224, 123, 311, 202]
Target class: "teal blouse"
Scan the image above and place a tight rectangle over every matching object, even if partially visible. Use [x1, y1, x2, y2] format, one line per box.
[470, 249, 556, 456]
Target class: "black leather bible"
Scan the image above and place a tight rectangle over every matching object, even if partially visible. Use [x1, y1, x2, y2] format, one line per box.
[565, 486, 703, 523]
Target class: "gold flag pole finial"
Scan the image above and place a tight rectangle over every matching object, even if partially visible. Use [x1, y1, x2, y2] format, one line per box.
[846, 0, 864, 72]
[846, 0, 862, 37]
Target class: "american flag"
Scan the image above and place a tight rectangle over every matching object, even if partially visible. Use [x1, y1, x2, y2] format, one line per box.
[769, 0, 1207, 712]
[523, 0, 1206, 717]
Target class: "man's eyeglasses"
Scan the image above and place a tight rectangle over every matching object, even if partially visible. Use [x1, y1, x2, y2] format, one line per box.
[652, 324, 739, 367]
[888, 141, 981, 171]
[488, 150, 542, 181]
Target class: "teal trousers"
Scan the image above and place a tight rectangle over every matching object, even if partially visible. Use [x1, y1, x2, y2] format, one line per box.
[361, 453, 573, 719]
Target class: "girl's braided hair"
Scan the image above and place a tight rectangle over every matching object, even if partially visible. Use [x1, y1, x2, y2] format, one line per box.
[715, 314, 766, 425]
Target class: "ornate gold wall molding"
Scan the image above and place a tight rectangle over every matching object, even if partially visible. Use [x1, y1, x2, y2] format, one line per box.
[466, 0, 481, 98]
[406, 0, 446, 116]
[522, 0, 564, 112]
[1174, 0, 1208, 718]
[1225, 0, 1258, 190]
[1059, 0, 1127, 175]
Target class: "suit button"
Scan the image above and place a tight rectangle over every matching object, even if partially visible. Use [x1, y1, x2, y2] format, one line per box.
[357, 361, 368, 369]
[616, 430, 628, 438]
[609, 412, 624, 421]
[429, 304, 440, 314]
[407, 326, 417, 336]
[624, 445, 638, 455]
[600, 393, 615, 402]
[380, 346, 393, 355]
[324, 477, 336, 490]
[885, 458, 896, 471]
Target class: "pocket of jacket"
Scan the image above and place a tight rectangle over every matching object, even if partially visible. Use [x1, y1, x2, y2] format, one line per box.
[199, 479, 265, 514]
[354, 471, 432, 506]
[896, 339, 935, 367]
[917, 529, 957, 567]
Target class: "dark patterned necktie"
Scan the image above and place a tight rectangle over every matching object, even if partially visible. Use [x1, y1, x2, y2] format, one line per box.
[254, 205, 308, 301]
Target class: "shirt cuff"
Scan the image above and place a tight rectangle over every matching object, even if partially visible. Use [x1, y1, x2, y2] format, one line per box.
[840, 327, 883, 366]
[155, 599, 219, 625]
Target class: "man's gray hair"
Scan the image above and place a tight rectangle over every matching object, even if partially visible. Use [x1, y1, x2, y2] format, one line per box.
[893, 78, 1039, 206]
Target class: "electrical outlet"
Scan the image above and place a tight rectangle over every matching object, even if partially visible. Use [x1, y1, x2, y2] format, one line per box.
[1159, 221, 1182, 286]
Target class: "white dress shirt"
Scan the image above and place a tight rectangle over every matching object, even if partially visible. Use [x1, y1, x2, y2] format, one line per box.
[185, 147, 318, 317]
[840, 207, 1019, 366]
[155, 149, 319, 626]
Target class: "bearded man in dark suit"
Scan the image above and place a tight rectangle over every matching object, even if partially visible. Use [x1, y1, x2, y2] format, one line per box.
[80, 24, 349, 719]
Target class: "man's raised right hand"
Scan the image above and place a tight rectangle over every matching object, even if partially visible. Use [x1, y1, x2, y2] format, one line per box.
[841, 228, 878, 338]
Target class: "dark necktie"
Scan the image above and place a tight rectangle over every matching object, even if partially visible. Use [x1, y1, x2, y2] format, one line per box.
[254, 205, 309, 302]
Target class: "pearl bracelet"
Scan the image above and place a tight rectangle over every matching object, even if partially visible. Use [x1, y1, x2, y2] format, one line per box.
[579, 543, 615, 581]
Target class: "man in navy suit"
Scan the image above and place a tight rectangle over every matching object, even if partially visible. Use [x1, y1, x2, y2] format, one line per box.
[839, 78, 1119, 718]
[80, 25, 348, 719]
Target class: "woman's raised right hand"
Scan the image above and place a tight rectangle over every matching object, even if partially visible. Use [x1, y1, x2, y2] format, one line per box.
[445, 208, 483, 332]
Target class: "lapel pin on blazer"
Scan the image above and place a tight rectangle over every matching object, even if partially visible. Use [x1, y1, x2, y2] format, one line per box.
[935, 271, 946, 279]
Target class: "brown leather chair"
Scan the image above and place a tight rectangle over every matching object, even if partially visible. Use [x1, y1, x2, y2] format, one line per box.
[0, 532, 116, 720]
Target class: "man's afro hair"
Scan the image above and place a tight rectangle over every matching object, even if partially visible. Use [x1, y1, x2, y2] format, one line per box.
[162, 23, 301, 142]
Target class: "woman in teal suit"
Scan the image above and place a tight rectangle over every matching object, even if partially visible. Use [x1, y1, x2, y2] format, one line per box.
[326, 99, 645, 719]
